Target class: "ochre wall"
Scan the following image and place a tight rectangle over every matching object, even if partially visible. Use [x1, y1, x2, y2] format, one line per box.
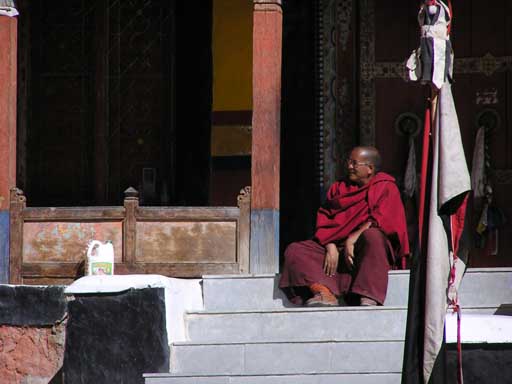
[211, 0, 252, 159]
[212, 0, 252, 112]
[210, 0, 253, 205]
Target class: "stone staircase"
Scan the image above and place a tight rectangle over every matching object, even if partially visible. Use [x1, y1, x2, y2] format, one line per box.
[144, 268, 512, 384]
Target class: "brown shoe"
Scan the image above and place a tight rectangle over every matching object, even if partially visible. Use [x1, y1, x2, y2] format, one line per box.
[305, 283, 338, 307]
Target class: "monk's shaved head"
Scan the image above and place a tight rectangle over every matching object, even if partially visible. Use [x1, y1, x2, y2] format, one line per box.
[354, 146, 382, 172]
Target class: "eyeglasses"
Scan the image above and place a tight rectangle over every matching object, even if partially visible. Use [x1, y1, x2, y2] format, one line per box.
[345, 158, 372, 168]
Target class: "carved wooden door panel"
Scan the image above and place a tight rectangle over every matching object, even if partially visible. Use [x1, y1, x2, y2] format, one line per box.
[103, 0, 176, 206]
[23, 0, 176, 207]
[25, 0, 95, 206]
[358, 0, 512, 267]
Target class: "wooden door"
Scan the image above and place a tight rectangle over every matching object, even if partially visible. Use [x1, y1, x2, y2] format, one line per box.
[358, 0, 512, 267]
[20, 0, 176, 206]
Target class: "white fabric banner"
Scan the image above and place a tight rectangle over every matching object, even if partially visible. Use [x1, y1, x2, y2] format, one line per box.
[423, 83, 471, 383]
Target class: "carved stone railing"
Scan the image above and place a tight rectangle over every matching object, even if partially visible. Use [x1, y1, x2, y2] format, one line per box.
[9, 187, 251, 284]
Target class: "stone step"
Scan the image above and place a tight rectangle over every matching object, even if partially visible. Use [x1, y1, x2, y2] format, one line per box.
[187, 306, 407, 344]
[201, 271, 409, 310]
[168, 340, 403, 376]
[144, 372, 402, 384]
[458, 268, 512, 308]
[186, 304, 501, 345]
[202, 268, 512, 311]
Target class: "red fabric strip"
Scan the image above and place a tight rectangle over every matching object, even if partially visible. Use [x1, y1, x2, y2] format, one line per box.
[449, 194, 468, 384]
[447, 0, 453, 35]
[418, 103, 431, 246]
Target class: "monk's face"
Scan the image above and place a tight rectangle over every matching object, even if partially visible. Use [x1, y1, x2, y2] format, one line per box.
[346, 148, 375, 186]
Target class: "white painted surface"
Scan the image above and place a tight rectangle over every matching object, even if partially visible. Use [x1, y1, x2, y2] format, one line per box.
[0, 5, 18, 17]
[446, 313, 512, 343]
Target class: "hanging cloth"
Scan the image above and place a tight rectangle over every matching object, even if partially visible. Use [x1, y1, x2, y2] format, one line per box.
[471, 126, 486, 200]
[404, 136, 417, 199]
[407, 0, 453, 89]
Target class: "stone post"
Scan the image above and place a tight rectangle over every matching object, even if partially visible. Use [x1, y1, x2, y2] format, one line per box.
[250, 0, 282, 273]
[0, 2, 18, 283]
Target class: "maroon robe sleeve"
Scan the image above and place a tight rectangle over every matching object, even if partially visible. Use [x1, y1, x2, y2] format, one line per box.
[314, 183, 342, 246]
[314, 181, 369, 246]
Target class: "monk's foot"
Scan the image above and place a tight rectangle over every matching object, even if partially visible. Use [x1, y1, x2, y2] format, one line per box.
[305, 293, 338, 307]
[289, 296, 304, 306]
[306, 283, 338, 307]
[360, 296, 378, 306]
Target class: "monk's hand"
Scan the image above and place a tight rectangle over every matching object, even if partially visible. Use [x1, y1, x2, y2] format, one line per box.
[344, 237, 356, 270]
[345, 222, 372, 269]
[345, 236, 356, 269]
[323, 243, 339, 277]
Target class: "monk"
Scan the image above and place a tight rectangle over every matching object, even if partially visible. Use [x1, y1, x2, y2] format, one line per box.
[279, 146, 409, 306]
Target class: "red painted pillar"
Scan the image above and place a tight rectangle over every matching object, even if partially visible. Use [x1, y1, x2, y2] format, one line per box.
[0, 9, 17, 283]
[250, 0, 282, 273]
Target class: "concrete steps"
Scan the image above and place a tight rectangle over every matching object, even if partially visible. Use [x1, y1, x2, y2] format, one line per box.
[144, 268, 512, 383]
[186, 306, 407, 344]
[144, 373, 402, 384]
[201, 271, 410, 309]
[169, 340, 403, 376]
[202, 268, 512, 311]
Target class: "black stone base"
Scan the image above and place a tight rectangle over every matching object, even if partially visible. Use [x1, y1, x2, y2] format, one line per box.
[447, 343, 512, 383]
[0, 285, 67, 326]
[63, 288, 169, 384]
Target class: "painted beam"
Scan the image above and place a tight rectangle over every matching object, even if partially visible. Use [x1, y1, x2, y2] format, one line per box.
[0, 14, 17, 283]
[250, 1, 282, 273]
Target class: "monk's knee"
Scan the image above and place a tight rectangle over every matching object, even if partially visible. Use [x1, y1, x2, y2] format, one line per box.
[284, 242, 302, 263]
[359, 228, 387, 247]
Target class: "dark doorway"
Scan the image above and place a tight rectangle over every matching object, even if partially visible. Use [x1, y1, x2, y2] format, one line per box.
[280, 0, 318, 254]
[17, 0, 212, 207]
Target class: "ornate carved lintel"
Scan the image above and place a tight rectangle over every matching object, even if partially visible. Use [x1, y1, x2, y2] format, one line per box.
[253, 0, 282, 12]
[454, 53, 512, 77]
[253, 0, 282, 4]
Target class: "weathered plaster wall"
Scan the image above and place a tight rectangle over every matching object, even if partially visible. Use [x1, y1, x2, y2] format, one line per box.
[0, 285, 67, 384]
[0, 323, 66, 384]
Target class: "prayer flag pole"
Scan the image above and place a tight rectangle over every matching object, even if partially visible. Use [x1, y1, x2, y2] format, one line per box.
[402, 1, 471, 383]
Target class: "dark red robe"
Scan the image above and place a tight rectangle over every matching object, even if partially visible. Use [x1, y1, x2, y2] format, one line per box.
[279, 172, 410, 304]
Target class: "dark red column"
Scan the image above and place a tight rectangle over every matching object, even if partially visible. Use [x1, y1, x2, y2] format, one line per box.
[0, 12, 17, 283]
[250, 0, 282, 273]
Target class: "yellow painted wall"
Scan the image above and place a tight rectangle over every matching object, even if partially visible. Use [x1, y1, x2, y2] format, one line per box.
[212, 0, 253, 111]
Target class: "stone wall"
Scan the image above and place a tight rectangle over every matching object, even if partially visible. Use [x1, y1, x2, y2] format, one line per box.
[0, 284, 171, 384]
[0, 286, 67, 383]
[0, 322, 66, 383]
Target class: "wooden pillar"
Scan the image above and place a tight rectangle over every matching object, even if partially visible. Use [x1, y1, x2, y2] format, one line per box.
[0, 7, 17, 283]
[250, 0, 282, 274]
